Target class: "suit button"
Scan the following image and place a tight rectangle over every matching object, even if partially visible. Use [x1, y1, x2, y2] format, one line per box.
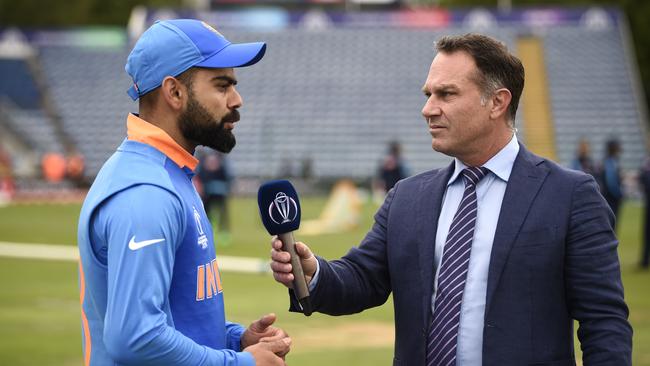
[486, 322, 495, 328]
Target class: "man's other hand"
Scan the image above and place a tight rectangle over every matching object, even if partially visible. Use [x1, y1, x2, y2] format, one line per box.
[244, 338, 291, 366]
[241, 313, 289, 358]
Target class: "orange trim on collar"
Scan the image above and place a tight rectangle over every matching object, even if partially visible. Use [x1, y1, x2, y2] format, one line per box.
[126, 113, 198, 171]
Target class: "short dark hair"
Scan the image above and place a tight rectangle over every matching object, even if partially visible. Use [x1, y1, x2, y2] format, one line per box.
[175, 67, 197, 90]
[435, 33, 525, 123]
[139, 67, 198, 108]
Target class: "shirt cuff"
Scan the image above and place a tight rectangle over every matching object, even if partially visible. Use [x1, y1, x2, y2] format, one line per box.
[237, 351, 256, 366]
[225, 323, 246, 352]
[308, 259, 320, 292]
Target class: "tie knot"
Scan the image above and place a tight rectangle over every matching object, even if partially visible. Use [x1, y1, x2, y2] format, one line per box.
[462, 167, 489, 186]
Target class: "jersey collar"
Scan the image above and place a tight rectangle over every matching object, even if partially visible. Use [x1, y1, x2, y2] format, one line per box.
[126, 113, 199, 171]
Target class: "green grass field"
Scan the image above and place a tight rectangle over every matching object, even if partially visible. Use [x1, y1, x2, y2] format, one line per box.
[0, 197, 648, 365]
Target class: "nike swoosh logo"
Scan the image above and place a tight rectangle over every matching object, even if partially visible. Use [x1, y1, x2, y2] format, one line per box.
[128, 236, 165, 251]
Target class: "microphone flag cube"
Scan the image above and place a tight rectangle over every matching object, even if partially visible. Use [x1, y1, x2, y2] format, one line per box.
[257, 180, 301, 235]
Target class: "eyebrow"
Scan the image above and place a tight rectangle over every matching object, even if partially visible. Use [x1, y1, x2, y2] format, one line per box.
[435, 84, 458, 91]
[212, 75, 238, 85]
[422, 83, 458, 95]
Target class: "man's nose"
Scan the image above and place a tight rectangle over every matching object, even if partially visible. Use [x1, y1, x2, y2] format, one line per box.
[422, 97, 441, 120]
[229, 87, 243, 109]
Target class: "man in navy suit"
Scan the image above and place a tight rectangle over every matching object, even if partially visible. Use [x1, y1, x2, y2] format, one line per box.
[270, 33, 632, 365]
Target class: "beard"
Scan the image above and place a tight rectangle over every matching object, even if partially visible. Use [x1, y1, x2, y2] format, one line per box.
[178, 93, 239, 153]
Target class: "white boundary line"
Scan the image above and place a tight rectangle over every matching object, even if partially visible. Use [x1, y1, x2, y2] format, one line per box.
[0, 241, 271, 274]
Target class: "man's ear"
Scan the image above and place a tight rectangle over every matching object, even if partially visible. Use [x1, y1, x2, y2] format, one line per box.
[160, 76, 186, 111]
[489, 88, 512, 120]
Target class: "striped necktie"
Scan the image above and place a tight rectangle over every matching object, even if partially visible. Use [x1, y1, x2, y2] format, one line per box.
[426, 166, 489, 366]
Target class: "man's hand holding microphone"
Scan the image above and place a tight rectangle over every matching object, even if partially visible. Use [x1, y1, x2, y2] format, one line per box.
[270, 238, 317, 290]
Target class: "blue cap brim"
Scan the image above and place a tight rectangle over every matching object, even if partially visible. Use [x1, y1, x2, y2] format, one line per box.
[196, 42, 267, 68]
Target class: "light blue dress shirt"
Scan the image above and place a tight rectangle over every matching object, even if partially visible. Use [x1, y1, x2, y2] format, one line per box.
[432, 134, 519, 365]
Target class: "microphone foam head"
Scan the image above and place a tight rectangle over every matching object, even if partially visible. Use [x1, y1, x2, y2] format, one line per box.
[257, 180, 301, 235]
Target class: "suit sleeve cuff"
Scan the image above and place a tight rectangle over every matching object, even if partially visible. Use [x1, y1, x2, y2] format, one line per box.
[289, 256, 325, 313]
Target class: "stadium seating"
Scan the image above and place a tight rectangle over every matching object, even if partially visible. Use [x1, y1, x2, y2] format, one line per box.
[26, 24, 646, 180]
[0, 102, 64, 155]
[38, 46, 134, 177]
[544, 27, 646, 171]
[0, 58, 41, 109]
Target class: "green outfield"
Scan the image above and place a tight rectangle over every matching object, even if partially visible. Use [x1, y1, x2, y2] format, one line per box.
[0, 197, 648, 365]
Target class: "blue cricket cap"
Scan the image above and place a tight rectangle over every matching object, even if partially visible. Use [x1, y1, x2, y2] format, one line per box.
[125, 19, 266, 100]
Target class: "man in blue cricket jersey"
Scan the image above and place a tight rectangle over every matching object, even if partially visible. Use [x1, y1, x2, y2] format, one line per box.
[77, 19, 290, 366]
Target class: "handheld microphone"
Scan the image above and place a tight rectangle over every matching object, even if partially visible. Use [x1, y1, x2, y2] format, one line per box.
[257, 180, 312, 316]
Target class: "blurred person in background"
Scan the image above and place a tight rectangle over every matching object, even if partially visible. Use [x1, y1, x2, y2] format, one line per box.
[601, 138, 624, 226]
[66, 149, 86, 187]
[269, 33, 632, 365]
[41, 151, 66, 183]
[571, 138, 596, 177]
[640, 152, 650, 269]
[376, 140, 409, 194]
[300, 156, 314, 182]
[278, 157, 294, 178]
[197, 149, 233, 245]
[0, 145, 14, 203]
[77, 19, 289, 366]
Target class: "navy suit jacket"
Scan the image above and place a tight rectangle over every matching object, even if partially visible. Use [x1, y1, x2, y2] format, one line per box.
[291, 145, 632, 365]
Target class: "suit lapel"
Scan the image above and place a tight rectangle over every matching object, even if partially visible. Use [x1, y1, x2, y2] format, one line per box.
[484, 144, 549, 315]
[417, 162, 454, 326]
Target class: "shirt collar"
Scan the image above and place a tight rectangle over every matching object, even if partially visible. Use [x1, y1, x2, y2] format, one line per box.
[126, 113, 199, 171]
[447, 133, 520, 186]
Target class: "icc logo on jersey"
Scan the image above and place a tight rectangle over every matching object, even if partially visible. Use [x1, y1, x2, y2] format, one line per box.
[193, 206, 209, 249]
[268, 192, 297, 224]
